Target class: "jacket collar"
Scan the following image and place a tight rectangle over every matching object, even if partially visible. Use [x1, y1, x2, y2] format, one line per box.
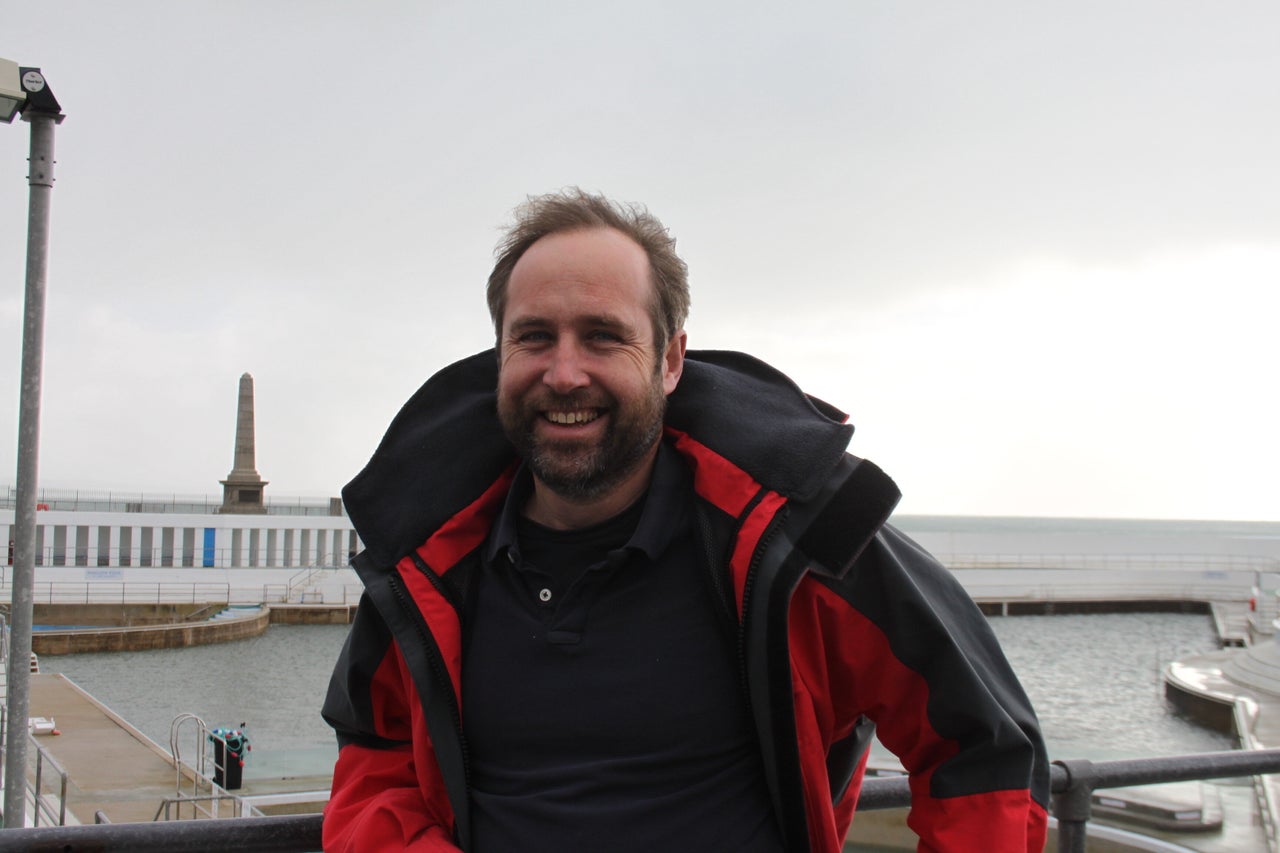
[343, 349, 868, 569]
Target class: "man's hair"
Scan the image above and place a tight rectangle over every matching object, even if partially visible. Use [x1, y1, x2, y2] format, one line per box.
[486, 189, 690, 349]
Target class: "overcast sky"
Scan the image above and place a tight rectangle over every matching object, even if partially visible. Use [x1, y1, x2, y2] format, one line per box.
[2, 2, 1278, 520]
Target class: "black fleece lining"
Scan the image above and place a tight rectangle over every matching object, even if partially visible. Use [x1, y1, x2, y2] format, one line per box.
[334, 730, 411, 751]
[343, 351, 512, 569]
[826, 716, 875, 803]
[322, 587, 396, 741]
[794, 459, 899, 579]
[666, 351, 854, 502]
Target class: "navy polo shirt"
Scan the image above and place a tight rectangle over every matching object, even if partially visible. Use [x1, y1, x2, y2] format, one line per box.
[462, 442, 783, 852]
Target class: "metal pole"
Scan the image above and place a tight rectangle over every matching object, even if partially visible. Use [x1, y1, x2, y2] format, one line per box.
[2, 109, 58, 828]
[1052, 759, 1095, 853]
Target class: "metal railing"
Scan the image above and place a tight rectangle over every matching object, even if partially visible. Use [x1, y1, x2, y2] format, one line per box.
[286, 566, 321, 597]
[1237, 699, 1280, 843]
[257, 567, 341, 604]
[951, 567, 1280, 612]
[0, 579, 362, 608]
[163, 714, 257, 822]
[260, 582, 363, 607]
[0, 705, 70, 831]
[861, 748, 1280, 853]
[1, 486, 346, 517]
[1050, 749, 1280, 852]
[0, 748, 1277, 851]
[154, 792, 256, 822]
[0, 812, 315, 850]
[13, 582, 233, 606]
[27, 739, 67, 829]
[942, 553, 1280, 571]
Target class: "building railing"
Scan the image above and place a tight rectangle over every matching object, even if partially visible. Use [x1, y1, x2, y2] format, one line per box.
[951, 565, 1280, 610]
[0, 579, 362, 607]
[0, 486, 345, 517]
[942, 552, 1280, 572]
[0, 748, 1277, 851]
[0, 581, 361, 609]
[8, 563, 1275, 612]
[13, 582, 234, 606]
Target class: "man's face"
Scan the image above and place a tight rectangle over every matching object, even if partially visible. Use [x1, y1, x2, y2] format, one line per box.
[496, 227, 685, 502]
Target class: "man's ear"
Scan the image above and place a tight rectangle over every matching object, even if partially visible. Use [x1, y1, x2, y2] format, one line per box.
[661, 330, 687, 396]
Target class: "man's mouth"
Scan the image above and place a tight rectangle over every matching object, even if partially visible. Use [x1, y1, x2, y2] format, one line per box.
[543, 409, 602, 425]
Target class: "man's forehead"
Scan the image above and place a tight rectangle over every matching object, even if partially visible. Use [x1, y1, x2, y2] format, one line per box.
[513, 227, 648, 276]
[506, 230, 654, 313]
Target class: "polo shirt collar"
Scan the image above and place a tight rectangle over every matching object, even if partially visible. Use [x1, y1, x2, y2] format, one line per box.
[483, 439, 689, 568]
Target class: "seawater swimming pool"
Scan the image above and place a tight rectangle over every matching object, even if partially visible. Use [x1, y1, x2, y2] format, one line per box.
[44, 611, 1232, 781]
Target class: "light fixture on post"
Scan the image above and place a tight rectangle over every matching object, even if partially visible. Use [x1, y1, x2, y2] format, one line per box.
[0, 59, 25, 123]
[1, 57, 63, 830]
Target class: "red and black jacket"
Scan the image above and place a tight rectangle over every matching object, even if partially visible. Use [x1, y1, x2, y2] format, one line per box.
[322, 350, 1050, 852]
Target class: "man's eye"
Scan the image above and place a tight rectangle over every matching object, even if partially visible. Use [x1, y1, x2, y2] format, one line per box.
[588, 330, 621, 343]
[518, 331, 552, 344]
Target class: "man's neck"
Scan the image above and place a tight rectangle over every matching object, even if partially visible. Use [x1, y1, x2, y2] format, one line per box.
[523, 447, 659, 531]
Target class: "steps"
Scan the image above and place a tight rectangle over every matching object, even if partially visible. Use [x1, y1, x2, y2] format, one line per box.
[1222, 642, 1280, 698]
[207, 605, 265, 623]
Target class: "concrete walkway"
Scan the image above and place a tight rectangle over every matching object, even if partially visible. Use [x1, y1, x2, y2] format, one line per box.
[20, 672, 332, 827]
[26, 673, 190, 824]
[1163, 602, 1280, 850]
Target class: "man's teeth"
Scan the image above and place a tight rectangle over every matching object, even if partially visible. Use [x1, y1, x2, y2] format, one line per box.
[546, 410, 599, 425]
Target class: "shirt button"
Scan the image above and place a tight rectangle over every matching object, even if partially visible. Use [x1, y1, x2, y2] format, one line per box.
[538, 588, 552, 602]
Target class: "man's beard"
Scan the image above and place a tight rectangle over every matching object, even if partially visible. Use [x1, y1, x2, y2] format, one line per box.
[498, 375, 667, 502]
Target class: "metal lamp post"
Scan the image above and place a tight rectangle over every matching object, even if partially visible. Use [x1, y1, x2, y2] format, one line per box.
[0, 57, 63, 829]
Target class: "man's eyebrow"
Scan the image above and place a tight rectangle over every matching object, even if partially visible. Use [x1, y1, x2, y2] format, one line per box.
[506, 314, 635, 333]
[507, 316, 550, 332]
[578, 314, 633, 331]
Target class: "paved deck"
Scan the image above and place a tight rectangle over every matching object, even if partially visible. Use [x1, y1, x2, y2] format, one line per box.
[23, 673, 332, 825]
[27, 673, 186, 824]
[1161, 601, 1280, 851]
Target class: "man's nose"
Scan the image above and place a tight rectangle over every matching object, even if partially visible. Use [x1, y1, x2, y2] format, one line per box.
[543, 340, 590, 392]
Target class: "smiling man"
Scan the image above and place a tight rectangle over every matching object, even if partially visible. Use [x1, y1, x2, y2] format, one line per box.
[494, 226, 683, 528]
[323, 190, 1050, 852]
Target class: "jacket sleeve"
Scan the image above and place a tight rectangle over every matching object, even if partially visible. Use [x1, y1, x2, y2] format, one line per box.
[321, 596, 461, 853]
[792, 524, 1050, 852]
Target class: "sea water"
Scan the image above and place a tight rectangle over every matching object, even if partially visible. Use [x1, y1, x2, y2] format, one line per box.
[50, 623, 351, 778]
[48, 611, 1231, 779]
[988, 611, 1230, 758]
[46, 507, 1272, 777]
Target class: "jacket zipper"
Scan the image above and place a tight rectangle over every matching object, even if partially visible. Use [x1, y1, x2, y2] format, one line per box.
[387, 570, 471, 791]
[738, 497, 817, 853]
[736, 495, 786, 702]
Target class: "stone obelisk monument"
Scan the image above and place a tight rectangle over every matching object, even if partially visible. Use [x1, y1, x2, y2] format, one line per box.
[219, 373, 268, 514]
